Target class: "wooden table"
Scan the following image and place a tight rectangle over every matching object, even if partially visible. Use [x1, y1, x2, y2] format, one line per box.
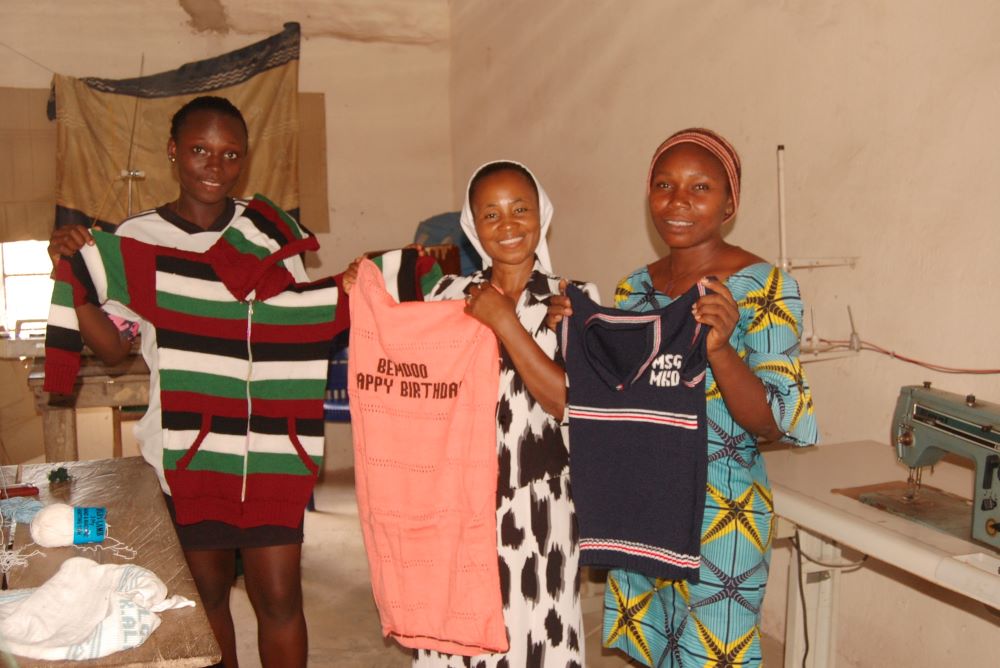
[27, 353, 150, 462]
[1, 457, 221, 667]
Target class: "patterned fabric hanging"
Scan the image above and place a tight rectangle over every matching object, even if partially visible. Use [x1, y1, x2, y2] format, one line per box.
[49, 23, 301, 232]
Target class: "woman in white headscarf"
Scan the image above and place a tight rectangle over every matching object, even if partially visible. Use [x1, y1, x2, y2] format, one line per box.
[413, 160, 597, 668]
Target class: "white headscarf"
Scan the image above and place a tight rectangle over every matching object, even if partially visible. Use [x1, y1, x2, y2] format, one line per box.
[459, 160, 554, 273]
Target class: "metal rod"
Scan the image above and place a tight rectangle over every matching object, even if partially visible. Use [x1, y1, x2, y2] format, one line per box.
[777, 144, 789, 271]
[124, 53, 145, 216]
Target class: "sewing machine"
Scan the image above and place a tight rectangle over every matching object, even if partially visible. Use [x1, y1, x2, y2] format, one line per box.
[890, 383, 1000, 550]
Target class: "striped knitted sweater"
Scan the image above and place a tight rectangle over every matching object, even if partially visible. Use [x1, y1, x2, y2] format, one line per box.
[369, 248, 443, 304]
[44, 195, 349, 528]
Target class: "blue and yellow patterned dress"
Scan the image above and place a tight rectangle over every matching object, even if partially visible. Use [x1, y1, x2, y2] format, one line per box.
[603, 262, 817, 667]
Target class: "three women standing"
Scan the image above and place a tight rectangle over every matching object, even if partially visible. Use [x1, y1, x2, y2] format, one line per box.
[50, 105, 814, 668]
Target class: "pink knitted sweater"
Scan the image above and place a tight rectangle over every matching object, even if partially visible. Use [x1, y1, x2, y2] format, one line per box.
[349, 259, 506, 655]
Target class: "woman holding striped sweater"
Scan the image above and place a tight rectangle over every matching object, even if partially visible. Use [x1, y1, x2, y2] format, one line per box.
[47, 97, 313, 668]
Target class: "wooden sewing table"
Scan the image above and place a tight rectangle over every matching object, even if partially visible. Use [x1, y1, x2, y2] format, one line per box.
[26, 352, 150, 463]
[1, 457, 220, 667]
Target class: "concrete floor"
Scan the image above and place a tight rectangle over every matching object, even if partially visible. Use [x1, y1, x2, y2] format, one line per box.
[230, 470, 782, 667]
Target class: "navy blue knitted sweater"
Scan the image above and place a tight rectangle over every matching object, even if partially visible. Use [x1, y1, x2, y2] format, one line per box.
[560, 282, 709, 581]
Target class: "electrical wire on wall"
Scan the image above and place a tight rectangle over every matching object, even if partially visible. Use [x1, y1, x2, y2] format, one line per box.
[811, 338, 1000, 375]
[0, 41, 56, 74]
[800, 306, 1000, 375]
[793, 534, 810, 668]
[772, 148, 995, 376]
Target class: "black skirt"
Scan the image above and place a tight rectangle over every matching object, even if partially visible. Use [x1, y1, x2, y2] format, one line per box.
[163, 494, 304, 551]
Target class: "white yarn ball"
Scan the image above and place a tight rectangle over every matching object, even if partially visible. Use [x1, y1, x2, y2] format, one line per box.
[30, 503, 76, 547]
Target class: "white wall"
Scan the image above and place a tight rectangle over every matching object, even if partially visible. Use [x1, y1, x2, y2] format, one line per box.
[449, 0, 999, 665]
[450, 0, 998, 439]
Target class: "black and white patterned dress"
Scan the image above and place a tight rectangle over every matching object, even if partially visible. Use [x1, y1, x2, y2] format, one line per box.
[413, 263, 592, 668]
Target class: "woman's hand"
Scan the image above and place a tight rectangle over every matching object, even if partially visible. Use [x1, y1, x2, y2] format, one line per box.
[692, 277, 739, 355]
[544, 279, 573, 331]
[48, 224, 94, 266]
[464, 282, 517, 332]
[693, 275, 783, 441]
[467, 281, 567, 418]
[342, 245, 426, 295]
[341, 254, 367, 295]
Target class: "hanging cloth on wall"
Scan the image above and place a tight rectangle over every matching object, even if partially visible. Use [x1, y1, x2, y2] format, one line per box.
[49, 22, 301, 232]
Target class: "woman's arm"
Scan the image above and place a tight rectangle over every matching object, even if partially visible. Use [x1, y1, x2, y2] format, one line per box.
[76, 303, 134, 365]
[704, 344, 782, 441]
[466, 283, 566, 418]
[50, 226, 134, 366]
[694, 277, 782, 441]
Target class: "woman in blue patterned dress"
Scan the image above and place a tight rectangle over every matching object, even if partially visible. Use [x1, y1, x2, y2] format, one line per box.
[557, 128, 818, 666]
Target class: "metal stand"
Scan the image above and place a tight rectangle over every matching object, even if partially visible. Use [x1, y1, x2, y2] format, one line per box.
[779, 521, 842, 668]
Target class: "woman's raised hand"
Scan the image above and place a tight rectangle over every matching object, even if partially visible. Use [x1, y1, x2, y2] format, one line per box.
[464, 282, 516, 332]
[545, 279, 573, 331]
[342, 244, 427, 295]
[342, 254, 367, 295]
[692, 277, 740, 354]
[48, 224, 94, 266]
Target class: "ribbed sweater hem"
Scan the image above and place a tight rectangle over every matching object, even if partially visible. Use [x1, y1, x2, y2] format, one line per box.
[42, 358, 81, 394]
[580, 544, 702, 583]
[388, 630, 509, 656]
[166, 470, 317, 528]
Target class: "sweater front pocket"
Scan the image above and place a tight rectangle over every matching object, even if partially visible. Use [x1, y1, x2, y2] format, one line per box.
[286, 417, 321, 476]
[174, 413, 213, 471]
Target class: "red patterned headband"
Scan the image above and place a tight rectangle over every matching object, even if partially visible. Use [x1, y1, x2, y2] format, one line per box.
[647, 128, 742, 220]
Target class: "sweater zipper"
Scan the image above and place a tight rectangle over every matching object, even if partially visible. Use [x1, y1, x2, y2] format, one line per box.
[242, 299, 254, 503]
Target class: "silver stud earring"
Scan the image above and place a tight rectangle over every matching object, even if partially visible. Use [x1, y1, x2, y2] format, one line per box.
[168, 155, 176, 163]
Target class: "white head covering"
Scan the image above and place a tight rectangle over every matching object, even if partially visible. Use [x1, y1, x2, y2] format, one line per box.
[459, 160, 554, 273]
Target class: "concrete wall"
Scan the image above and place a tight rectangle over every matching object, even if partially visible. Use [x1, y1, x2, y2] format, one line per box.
[449, 0, 999, 664]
